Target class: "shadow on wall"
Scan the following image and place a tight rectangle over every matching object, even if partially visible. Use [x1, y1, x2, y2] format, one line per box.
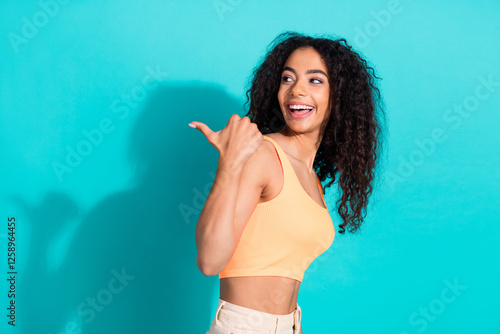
[14, 82, 245, 334]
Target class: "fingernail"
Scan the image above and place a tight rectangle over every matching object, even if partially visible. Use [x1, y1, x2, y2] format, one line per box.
[188, 122, 196, 128]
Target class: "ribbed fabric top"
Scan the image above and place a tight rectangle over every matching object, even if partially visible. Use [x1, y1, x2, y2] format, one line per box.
[219, 135, 335, 283]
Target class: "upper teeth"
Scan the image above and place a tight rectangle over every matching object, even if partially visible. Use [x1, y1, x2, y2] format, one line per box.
[289, 105, 313, 110]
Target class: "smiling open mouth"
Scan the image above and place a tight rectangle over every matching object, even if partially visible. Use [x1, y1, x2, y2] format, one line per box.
[287, 104, 315, 117]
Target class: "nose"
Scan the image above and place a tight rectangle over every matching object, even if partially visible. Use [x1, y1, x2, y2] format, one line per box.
[290, 79, 307, 97]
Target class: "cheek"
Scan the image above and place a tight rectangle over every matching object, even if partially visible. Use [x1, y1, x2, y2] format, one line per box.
[277, 87, 286, 102]
[320, 89, 330, 105]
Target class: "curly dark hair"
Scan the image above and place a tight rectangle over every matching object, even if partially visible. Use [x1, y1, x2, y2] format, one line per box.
[244, 31, 387, 234]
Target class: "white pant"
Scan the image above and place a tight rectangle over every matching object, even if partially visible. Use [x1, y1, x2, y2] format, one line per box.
[206, 298, 302, 334]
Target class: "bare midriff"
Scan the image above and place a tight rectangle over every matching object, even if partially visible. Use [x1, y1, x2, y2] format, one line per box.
[220, 276, 301, 315]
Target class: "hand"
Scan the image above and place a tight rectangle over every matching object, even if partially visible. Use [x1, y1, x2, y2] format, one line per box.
[189, 114, 263, 167]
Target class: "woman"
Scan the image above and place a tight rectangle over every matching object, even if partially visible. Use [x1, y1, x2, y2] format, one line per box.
[190, 31, 385, 334]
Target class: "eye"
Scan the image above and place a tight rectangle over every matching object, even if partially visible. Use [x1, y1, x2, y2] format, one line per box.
[281, 75, 292, 82]
[311, 78, 323, 84]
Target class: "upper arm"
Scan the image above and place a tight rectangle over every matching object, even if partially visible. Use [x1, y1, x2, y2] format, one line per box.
[231, 139, 273, 248]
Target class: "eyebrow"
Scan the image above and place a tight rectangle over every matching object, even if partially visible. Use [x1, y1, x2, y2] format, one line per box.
[282, 66, 328, 78]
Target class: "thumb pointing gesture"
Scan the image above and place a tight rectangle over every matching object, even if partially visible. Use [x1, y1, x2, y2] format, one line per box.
[190, 115, 262, 166]
[189, 121, 218, 145]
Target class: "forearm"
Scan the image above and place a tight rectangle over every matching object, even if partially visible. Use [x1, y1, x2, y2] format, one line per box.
[196, 158, 243, 276]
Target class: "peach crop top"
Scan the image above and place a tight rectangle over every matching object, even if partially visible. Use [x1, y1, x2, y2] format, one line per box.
[219, 135, 335, 283]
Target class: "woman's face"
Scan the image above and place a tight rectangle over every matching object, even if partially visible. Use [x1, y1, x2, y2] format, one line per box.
[277, 46, 331, 136]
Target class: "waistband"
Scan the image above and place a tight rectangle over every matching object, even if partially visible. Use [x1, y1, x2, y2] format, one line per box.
[214, 298, 301, 333]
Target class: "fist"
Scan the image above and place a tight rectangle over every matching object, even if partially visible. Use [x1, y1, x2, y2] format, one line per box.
[189, 114, 263, 166]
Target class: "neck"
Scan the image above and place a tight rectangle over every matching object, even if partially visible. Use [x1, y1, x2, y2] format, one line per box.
[278, 126, 323, 171]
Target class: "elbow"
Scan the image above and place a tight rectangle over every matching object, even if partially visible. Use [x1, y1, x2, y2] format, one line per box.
[197, 254, 222, 277]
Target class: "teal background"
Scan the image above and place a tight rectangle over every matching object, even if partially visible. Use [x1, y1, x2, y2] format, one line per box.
[1, 0, 499, 333]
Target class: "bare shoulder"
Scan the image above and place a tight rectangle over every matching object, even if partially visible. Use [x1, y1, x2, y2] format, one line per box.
[242, 135, 284, 205]
[241, 136, 276, 188]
